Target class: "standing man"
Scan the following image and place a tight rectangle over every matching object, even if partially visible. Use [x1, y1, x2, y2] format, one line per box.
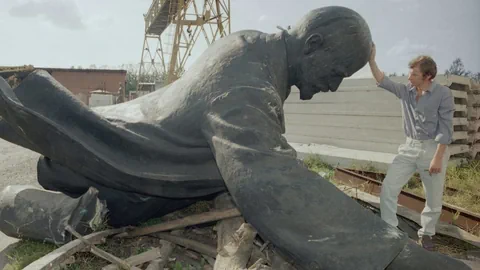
[368, 43, 455, 250]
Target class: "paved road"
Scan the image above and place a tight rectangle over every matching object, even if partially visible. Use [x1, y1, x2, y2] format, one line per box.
[0, 139, 40, 190]
[0, 139, 41, 260]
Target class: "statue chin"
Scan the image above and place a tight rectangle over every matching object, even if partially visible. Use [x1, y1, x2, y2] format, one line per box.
[299, 92, 314, 100]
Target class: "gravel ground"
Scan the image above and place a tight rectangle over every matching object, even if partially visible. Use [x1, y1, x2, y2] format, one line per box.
[0, 139, 40, 190]
[0, 138, 41, 255]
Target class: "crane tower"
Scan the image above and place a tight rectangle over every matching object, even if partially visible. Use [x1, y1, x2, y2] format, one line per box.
[137, 0, 231, 92]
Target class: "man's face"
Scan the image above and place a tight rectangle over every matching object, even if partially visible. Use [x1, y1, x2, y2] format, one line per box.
[408, 66, 429, 87]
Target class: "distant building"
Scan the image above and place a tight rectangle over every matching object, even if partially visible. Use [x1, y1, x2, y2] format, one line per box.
[0, 66, 127, 106]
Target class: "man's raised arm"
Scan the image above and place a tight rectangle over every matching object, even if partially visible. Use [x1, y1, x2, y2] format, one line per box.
[200, 86, 407, 270]
[369, 43, 409, 99]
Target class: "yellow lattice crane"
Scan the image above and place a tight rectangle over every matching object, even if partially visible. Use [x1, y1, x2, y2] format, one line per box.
[137, 0, 231, 93]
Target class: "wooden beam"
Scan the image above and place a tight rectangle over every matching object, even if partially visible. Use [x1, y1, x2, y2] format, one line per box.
[120, 208, 241, 238]
[24, 228, 127, 270]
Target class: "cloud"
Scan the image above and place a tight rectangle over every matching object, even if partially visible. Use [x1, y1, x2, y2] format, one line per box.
[9, 0, 85, 30]
[84, 16, 115, 30]
[384, 0, 420, 11]
[258, 15, 267, 22]
[384, 0, 417, 3]
[387, 38, 437, 57]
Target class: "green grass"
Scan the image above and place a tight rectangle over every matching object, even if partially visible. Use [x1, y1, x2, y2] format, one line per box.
[4, 240, 57, 270]
[445, 160, 480, 195]
[402, 161, 480, 214]
[302, 154, 335, 181]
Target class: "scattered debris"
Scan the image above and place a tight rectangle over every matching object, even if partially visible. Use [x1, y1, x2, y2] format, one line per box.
[2, 187, 479, 269]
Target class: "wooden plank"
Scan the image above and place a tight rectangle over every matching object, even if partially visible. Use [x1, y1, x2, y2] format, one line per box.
[65, 225, 139, 270]
[24, 228, 126, 270]
[155, 233, 217, 258]
[102, 248, 164, 270]
[121, 208, 241, 238]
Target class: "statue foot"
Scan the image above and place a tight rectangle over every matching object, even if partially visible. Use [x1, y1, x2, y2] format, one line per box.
[0, 185, 107, 244]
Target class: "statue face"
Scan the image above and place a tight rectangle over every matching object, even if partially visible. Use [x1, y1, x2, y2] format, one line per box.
[294, 11, 372, 100]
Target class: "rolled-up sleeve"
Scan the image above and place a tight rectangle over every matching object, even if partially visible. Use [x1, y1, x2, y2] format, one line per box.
[435, 90, 455, 145]
[377, 75, 409, 100]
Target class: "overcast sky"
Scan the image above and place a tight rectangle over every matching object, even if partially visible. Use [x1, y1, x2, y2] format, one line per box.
[1, 0, 479, 78]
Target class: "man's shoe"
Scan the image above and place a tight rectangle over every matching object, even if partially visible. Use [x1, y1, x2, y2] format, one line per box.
[419, 235, 435, 251]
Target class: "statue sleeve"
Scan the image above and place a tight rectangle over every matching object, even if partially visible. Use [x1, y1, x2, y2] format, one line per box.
[200, 87, 408, 270]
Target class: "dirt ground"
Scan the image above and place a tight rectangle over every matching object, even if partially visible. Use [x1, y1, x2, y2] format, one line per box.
[0, 139, 41, 259]
[0, 139, 40, 190]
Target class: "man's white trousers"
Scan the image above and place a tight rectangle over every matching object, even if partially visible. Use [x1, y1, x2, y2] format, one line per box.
[380, 137, 449, 237]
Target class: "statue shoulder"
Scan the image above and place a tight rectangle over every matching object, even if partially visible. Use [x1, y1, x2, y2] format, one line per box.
[214, 30, 266, 48]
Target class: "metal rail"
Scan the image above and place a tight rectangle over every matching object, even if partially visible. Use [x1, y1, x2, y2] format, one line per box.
[334, 168, 480, 235]
[349, 169, 480, 200]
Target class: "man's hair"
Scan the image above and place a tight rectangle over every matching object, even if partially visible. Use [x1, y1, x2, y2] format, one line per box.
[408, 55, 437, 80]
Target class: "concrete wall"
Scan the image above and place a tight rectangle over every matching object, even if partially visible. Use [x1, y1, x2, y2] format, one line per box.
[283, 74, 476, 160]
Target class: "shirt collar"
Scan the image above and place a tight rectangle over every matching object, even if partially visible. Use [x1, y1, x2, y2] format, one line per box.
[409, 81, 436, 93]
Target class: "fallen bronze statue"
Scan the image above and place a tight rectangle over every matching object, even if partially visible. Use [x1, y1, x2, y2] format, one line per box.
[0, 5, 473, 270]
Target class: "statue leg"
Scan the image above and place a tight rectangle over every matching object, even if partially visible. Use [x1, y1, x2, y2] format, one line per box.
[0, 185, 106, 245]
[36, 156, 202, 227]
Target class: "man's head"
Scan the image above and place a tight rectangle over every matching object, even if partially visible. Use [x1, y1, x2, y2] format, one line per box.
[408, 55, 437, 88]
[287, 6, 372, 100]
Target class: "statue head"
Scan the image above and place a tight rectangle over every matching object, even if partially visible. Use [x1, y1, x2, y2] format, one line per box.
[287, 6, 372, 100]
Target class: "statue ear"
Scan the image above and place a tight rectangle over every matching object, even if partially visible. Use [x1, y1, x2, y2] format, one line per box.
[304, 34, 324, 55]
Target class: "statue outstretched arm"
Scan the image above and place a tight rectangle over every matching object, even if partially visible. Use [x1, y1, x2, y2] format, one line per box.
[200, 86, 407, 270]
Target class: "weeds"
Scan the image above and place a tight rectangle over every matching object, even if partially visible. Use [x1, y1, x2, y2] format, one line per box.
[5, 240, 57, 270]
[303, 154, 335, 181]
[402, 161, 480, 214]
